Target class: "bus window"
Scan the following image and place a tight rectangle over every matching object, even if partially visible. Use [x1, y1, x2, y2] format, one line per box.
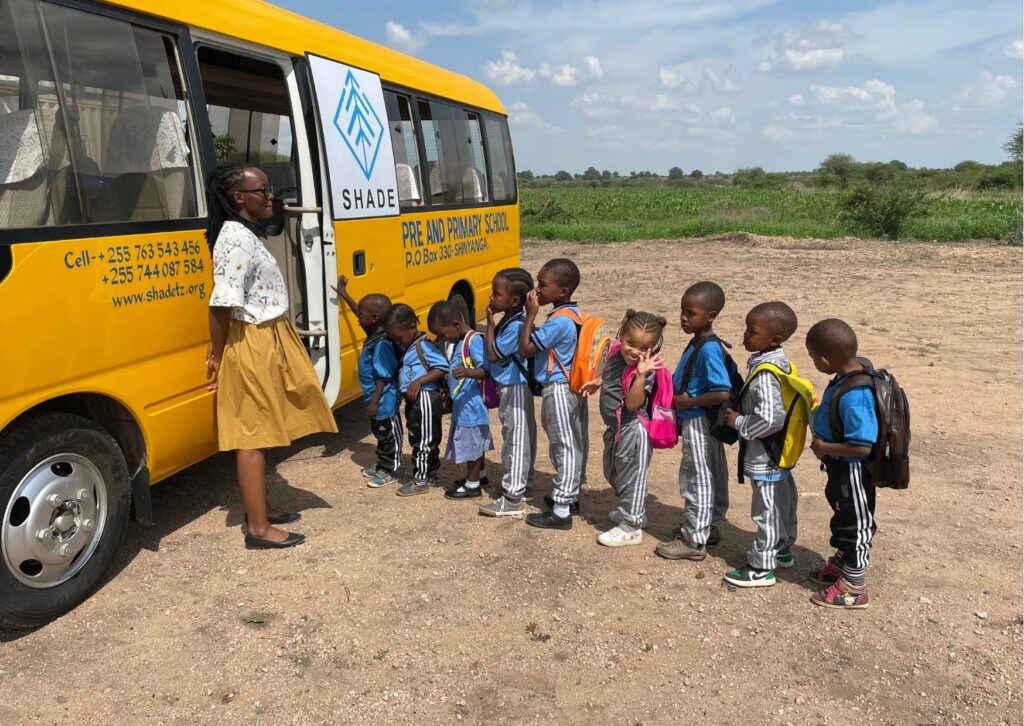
[37, 2, 199, 224]
[383, 90, 422, 209]
[483, 114, 516, 203]
[417, 99, 489, 206]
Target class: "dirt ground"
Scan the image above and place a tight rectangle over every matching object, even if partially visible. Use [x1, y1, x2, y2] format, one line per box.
[2, 235, 1021, 725]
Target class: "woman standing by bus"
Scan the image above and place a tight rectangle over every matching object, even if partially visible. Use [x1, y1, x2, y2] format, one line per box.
[204, 164, 338, 549]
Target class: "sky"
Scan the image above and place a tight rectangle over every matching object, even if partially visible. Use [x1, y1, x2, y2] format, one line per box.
[276, 0, 1023, 175]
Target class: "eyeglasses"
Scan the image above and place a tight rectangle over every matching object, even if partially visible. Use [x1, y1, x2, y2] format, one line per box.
[237, 185, 274, 198]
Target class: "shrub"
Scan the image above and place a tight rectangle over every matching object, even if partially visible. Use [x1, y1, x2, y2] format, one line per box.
[840, 183, 924, 239]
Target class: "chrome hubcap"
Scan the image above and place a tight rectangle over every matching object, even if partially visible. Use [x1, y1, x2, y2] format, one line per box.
[3, 454, 107, 588]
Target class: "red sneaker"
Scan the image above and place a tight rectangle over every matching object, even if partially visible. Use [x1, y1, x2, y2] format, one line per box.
[810, 578, 870, 610]
[809, 555, 844, 585]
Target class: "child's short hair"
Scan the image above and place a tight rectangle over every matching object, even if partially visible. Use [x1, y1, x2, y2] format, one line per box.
[496, 267, 534, 306]
[749, 301, 798, 341]
[427, 300, 464, 328]
[806, 318, 858, 359]
[383, 303, 418, 329]
[540, 258, 580, 295]
[619, 309, 668, 350]
[360, 293, 392, 317]
[684, 281, 726, 313]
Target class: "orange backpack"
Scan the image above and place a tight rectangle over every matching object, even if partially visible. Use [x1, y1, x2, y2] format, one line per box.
[547, 307, 612, 394]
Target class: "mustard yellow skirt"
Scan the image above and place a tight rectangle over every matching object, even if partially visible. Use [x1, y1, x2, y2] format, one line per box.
[216, 317, 338, 451]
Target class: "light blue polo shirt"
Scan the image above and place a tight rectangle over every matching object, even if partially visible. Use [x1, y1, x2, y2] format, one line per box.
[357, 332, 399, 419]
[399, 335, 449, 393]
[450, 332, 490, 426]
[671, 337, 733, 421]
[530, 303, 579, 387]
[813, 378, 878, 462]
[487, 311, 529, 387]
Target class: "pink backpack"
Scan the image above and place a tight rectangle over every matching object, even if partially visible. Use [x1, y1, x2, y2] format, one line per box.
[609, 342, 678, 449]
[461, 331, 500, 409]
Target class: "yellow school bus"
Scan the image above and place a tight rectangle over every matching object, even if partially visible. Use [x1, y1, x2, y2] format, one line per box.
[0, 0, 519, 627]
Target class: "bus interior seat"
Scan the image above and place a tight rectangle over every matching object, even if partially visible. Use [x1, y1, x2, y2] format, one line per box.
[256, 161, 304, 332]
[461, 167, 486, 203]
[395, 162, 420, 204]
[94, 105, 192, 222]
[0, 109, 48, 228]
[492, 172, 506, 201]
[427, 160, 446, 202]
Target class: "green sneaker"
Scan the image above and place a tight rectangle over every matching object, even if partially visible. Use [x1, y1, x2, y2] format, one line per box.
[724, 566, 776, 588]
[777, 548, 794, 569]
[397, 481, 431, 497]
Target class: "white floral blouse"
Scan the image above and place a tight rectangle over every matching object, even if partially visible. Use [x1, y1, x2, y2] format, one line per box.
[209, 221, 288, 324]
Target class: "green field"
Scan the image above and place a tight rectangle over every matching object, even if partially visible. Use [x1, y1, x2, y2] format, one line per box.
[519, 187, 1022, 242]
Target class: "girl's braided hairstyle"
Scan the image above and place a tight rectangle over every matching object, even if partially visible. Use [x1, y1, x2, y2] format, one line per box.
[619, 309, 668, 353]
[204, 163, 260, 251]
[495, 267, 534, 310]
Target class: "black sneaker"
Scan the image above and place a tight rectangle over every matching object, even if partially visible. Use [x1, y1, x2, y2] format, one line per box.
[444, 485, 483, 501]
[542, 494, 580, 514]
[454, 475, 489, 488]
[526, 510, 572, 530]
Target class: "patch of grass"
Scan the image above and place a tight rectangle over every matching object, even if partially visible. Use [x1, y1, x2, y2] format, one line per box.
[372, 649, 389, 661]
[242, 614, 265, 625]
[525, 622, 551, 643]
[519, 188, 1021, 242]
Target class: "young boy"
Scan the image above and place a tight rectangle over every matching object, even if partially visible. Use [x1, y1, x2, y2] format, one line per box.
[384, 303, 449, 497]
[806, 318, 878, 609]
[335, 276, 401, 488]
[656, 281, 733, 561]
[721, 301, 800, 586]
[519, 258, 585, 530]
[427, 301, 494, 500]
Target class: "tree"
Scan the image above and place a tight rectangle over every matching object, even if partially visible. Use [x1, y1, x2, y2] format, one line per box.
[888, 159, 908, 172]
[1004, 124, 1023, 163]
[517, 170, 535, 181]
[732, 166, 767, 187]
[601, 169, 612, 180]
[817, 153, 857, 187]
[582, 166, 601, 180]
[689, 169, 703, 179]
[667, 166, 684, 180]
[213, 132, 236, 161]
[553, 170, 572, 182]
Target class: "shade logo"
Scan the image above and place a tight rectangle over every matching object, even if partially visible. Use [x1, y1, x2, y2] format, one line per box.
[333, 70, 385, 181]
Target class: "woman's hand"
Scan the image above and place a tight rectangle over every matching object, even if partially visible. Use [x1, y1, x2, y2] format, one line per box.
[205, 343, 221, 391]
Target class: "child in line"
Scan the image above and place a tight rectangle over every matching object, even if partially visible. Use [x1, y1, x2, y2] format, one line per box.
[384, 303, 449, 497]
[585, 310, 667, 547]
[722, 302, 800, 586]
[656, 281, 733, 561]
[427, 301, 494, 500]
[335, 276, 401, 488]
[519, 258, 585, 530]
[806, 319, 878, 609]
[480, 268, 538, 517]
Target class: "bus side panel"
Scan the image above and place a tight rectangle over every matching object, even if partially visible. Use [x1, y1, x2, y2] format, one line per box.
[330, 206, 519, 407]
[0, 230, 217, 483]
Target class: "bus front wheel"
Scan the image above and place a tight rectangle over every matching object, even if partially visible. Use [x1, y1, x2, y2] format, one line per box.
[0, 412, 130, 629]
[448, 289, 475, 327]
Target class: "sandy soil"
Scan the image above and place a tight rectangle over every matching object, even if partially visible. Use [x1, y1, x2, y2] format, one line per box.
[2, 235, 1021, 725]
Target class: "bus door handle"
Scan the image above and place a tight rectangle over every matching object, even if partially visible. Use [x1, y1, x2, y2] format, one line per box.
[294, 327, 327, 350]
[353, 250, 366, 276]
[281, 205, 327, 251]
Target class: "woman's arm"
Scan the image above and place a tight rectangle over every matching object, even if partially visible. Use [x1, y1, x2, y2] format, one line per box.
[206, 306, 232, 389]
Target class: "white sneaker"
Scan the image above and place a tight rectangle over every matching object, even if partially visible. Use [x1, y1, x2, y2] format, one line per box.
[607, 510, 649, 529]
[597, 525, 643, 547]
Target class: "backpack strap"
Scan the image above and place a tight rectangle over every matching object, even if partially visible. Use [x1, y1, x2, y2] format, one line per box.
[413, 335, 434, 371]
[827, 368, 875, 443]
[546, 306, 584, 378]
[454, 331, 481, 396]
[680, 334, 726, 392]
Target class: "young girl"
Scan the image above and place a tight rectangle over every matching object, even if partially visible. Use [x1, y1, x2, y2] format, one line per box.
[427, 301, 494, 500]
[479, 268, 538, 516]
[384, 303, 448, 497]
[583, 310, 668, 547]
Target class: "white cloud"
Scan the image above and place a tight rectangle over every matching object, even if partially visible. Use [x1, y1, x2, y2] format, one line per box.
[788, 94, 806, 106]
[710, 106, 736, 124]
[963, 71, 1017, 109]
[482, 51, 536, 85]
[658, 64, 702, 93]
[539, 63, 579, 86]
[685, 127, 736, 142]
[1006, 40, 1024, 60]
[889, 99, 938, 134]
[384, 21, 425, 54]
[757, 19, 854, 73]
[807, 79, 936, 134]
[508, 102, 564, 134]
[782, 48, 844, 71]
[581, 56, 604, 80]
[763, 124, 796, 143]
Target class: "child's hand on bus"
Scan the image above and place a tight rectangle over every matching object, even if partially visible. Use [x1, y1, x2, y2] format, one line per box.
[452, 365, 469, 380]
[524, 289, 540, 317]
[331, 274, 348, 296]
[579, 378, 602, 397]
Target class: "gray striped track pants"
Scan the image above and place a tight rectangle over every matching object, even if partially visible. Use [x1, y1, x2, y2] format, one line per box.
[541, 382, 584, 504]
[602, 421, 651, 528]
[497, 383, 537, 501]
[747, 471, 797, 571]
[678, 414, 729, 547]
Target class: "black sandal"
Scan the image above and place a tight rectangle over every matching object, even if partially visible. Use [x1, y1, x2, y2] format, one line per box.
[244, 512, 301, 526]
[244, 531, 305, 549]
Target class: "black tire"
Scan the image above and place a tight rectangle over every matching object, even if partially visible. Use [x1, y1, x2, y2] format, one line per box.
[448, 290, 475, 327]
[0, 412, 130, 629]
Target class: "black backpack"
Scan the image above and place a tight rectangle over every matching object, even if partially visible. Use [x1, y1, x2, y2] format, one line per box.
[414, 337, 453, 415]
[828, 357, 911, 489]
[680, 334, 744, 445]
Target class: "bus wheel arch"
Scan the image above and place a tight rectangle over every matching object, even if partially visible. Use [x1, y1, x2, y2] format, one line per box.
[448, 281, 475, 326]
[0, 410, 132, 629]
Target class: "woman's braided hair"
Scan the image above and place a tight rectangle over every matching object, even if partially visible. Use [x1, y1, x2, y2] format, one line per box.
[495, 267, 534, 311]
[204, 163, 259, 251]
[619, 309, 668, 353]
